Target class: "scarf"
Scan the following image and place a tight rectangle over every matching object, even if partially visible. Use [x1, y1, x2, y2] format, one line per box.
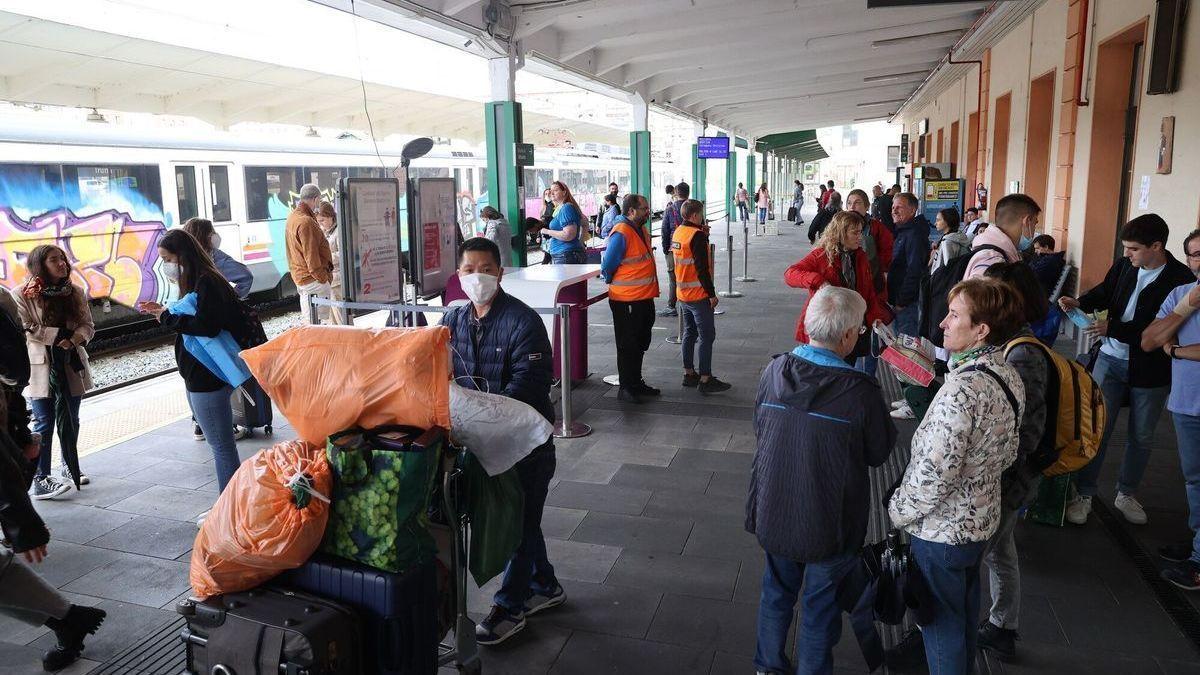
[839, 250, 857, 290]
[950, 343, 997, 369]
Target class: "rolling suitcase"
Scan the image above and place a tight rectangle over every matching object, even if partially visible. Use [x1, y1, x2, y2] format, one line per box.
[786, 205, 798, 221]
[177, 586, 361, 675]
[232, 377, 274, 435]
[279, 553, 440, 675]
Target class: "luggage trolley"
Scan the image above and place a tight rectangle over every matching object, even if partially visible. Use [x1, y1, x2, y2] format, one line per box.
[434, 446, 482, 674]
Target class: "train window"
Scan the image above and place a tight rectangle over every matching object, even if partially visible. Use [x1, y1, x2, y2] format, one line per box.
[305, 168, 342, 197]
[245, 166, 301, 222]
[208, 166, 232, 223]
[479, 168, 488, 194]
[349, 167, 386, 179]
[410, 167, 450, 181]
[0, 163, 66, 219]
[523, 169, 552, 196]
[61, 164, 164, 218]
[175, 166, 198, 223]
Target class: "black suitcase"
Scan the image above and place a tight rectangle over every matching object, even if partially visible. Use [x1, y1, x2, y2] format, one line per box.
[177, 587, 361, 675]
[278, 554, 441, 675]
[787, 206, 798, 221]
[232, 377, 274, 435]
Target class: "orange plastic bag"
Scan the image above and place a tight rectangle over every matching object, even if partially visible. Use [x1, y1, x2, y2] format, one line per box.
[240, 325, 452, 445]
[190, 441, 332, 599]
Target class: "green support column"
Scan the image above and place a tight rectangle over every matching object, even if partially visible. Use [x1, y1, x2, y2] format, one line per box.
[747, 153, 756, 194]
[485, 101, 525, 266]
[630, 131, 651, 200]
[725, 155, 736, 220]
[691, 145, 707, 201]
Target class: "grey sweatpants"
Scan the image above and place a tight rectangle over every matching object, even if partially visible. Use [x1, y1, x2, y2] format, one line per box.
[0, 548, 70, 626]
[982, 505, 1022, 630]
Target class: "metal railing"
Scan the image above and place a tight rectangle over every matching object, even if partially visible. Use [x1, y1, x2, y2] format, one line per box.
[308, 296, 591, 439]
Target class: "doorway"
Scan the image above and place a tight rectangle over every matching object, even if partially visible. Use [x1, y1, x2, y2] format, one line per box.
[1024, 70, 1056, 214]
[1081, 20, 1148, 289]
[989, 93, 1012, 204]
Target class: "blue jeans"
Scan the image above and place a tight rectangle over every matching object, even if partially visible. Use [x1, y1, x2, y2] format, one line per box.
[758, 207, 768, 224]
[892, 304, 920, 339]
[1173, 412, 1200, 564]
[737, 202, 749, 222]
[681, 299, 716, 376]
[187, 387, 241, 494]
[912, 536, 986, 675]
[29, 396, 81, 478]
[494, 440, 558, 614]
[754, 551, 858, 675]
[551, 248, 586, 265]
[1075, 352, 1170, 497]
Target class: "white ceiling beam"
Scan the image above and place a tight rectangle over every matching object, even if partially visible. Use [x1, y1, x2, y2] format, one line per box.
[695, 81, 921, 115]
[442, 0, 483, 17]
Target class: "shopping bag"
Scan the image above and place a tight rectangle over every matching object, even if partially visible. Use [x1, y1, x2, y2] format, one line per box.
[463, 454, 524, 586]
[875, 322, 937, 387]
[322, 426, 443, 573]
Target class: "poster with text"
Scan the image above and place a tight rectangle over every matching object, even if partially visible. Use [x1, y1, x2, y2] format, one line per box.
[350, 181, 401, 302]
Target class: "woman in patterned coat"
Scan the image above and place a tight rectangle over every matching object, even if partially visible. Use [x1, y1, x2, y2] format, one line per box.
[887, 278, 1026, 674]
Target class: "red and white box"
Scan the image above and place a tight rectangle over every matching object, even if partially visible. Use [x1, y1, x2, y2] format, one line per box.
[874, 323, 937, 387]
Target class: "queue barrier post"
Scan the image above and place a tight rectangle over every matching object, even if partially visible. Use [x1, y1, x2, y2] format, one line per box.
[718, 231, 743, 298]
[553, 302, 591, 439]
[736, 222, 757, 283]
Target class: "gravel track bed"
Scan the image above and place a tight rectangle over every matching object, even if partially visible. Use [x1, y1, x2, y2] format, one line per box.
[88, 311, 303, 390]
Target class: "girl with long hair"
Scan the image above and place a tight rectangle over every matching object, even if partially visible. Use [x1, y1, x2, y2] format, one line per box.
[756, 183, 770, 226]
[314, 202, 346, 325]
[138, 230, 248, 510]
[539, 180, 587, 264]
[15, 245, 94, 499]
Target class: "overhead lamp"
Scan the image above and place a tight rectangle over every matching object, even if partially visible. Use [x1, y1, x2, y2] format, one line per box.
[305, 126, 320, 137]
[863, 70, 930, 83]
[855, 114, 894, 121]
[86, 108, 108, 123]
[872, 29, 963, 49]
[856, 99, 908, 108]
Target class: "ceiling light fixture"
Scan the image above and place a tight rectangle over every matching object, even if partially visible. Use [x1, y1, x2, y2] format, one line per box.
[856, 99, 908, 108]
[872, 29, 963, 49]
[305, 126, 320, 137]
[863, 70, 930, 83]
[86, 108, 108, 123]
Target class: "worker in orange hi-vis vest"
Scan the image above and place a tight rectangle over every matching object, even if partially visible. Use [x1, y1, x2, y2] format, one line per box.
[600, 193, 661, 404]
[672, 199, 732, 394]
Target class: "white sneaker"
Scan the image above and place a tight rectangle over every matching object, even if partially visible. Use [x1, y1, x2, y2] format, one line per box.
[1065, 495, 1092, 525]
[890, 399, 907, 410]
[889, 403, 915, 420]
[1114, 492, 1148, 525]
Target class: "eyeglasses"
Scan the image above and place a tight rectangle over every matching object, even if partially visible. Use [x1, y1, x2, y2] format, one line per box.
[1187, 250, 1200, 259]
[858, 325, 868, 335]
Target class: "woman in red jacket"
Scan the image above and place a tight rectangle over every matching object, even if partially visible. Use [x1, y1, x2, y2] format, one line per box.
[785, 211, 889, 348]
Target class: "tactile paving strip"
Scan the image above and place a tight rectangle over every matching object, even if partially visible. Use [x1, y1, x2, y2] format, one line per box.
[49, 386, 191, 458]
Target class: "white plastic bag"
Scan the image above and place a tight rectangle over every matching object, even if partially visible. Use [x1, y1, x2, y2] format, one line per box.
[449, 382, 553, 476]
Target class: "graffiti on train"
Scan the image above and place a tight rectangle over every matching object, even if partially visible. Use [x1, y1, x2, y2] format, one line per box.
[0, 206, 166, 307]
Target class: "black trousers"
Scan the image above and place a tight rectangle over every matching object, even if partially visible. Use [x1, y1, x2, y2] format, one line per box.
[609, 298, 656, 388]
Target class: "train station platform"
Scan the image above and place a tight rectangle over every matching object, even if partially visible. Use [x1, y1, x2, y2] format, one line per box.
[2, 211, 1199, 674]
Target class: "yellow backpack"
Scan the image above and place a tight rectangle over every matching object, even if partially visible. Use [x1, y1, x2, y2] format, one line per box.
[1004, 336, 1107, 477]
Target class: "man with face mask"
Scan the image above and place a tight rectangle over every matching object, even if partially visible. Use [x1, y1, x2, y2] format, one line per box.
[601, 193, 659, 403]
[438, 237, 562, 646]
[963, 193, 1041, 280]
[284, 183, 333, 324]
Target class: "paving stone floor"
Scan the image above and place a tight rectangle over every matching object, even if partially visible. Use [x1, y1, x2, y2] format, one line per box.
[2, 206, 1199, 674]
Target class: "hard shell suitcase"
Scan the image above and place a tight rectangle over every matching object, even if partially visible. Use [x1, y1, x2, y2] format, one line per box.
[279, 553, 440, 675]
[786, 205, 798, 221]
[177, 586, 361, 675]
[232, 376, 274, 435]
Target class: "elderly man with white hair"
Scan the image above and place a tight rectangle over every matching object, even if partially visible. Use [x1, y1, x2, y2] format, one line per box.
[285, 183, 334, 324]
[746, 286, 897, 675]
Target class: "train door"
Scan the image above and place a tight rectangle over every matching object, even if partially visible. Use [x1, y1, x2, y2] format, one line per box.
[172, 162, 244, 261]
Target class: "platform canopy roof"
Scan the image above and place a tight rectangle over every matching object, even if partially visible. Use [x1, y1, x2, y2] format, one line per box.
[756, 131, 828, 163]
[0, 5, 629, 146]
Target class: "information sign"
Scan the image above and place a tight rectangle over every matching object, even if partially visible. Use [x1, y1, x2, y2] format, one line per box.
[697, 136, 730, 159]
[516, 143, 535, 167]
[411, 177, 459, 298]
[339, 178, 403, 304]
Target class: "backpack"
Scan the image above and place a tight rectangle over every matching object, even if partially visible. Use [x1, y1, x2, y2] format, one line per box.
[917, 243, 1005, 346]
[1004, 336, 1107, 476]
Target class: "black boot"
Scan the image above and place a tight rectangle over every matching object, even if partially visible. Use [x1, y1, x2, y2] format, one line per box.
[43, 605, 106, 671]
[616, 387, 644, 404]
[977, 620, 1018, 658]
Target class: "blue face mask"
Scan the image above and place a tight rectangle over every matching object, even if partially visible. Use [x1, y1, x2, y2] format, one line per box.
[1019, 235, 1033, 251]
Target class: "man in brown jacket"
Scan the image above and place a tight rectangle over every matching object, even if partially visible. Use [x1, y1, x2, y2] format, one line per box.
[286, 184, 334, 324]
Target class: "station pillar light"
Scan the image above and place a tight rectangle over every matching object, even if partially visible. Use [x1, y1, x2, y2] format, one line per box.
[485, 50, 527, 266]
[629, 91, 652, 204]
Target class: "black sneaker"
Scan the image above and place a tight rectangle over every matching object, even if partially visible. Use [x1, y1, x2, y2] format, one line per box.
[682, 373, 701, 387]
[43, 605, 106, 671]
[193, 423, 205, 441]
[60, 468, 89, 487]
[29, 476, 72, 501]
[635, 382, 662, 397]
[698, 377, 732, 395]
[1162, 560, 1200, 591]
[524, 583, 566, 616]
[617, 387, 644, 404]
[475, 605, 526, 646]
[977, 620, 1018, 658]
[1159, 542, 1194, 564]
[884, 627, 926, 669]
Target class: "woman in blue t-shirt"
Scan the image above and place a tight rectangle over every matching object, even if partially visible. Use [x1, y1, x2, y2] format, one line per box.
[539, 181, 587, 264]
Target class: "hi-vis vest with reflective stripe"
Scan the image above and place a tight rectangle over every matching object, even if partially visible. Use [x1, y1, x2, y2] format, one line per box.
[607, 220, 660, 301]
[672, 225, 709, 302]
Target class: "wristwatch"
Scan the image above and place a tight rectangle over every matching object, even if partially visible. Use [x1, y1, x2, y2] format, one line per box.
[1171, 344, 1181, 359]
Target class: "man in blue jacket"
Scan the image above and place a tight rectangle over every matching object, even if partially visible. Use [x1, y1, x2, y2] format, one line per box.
[439, 237, 564, 645]
[747, 286, 896, 674]
[887, 192, 933, 337]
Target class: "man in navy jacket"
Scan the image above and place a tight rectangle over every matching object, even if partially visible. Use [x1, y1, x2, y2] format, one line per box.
[887, 192, 933, 337]
[440, 237, 563, 645]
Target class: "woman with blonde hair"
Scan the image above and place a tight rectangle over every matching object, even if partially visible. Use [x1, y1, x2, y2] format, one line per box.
[784, 212, 888, 360]
[538, 180, 587, 264]
[15, 245, 94, 499]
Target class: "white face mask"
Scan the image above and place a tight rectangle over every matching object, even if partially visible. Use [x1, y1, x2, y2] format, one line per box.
[163, 261, 181, 282]
[459, 272, 499, 305]
[210, 232, 222, 250]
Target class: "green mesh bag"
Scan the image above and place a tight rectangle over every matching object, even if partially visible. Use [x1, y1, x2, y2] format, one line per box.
[322, 426, 443, 572]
